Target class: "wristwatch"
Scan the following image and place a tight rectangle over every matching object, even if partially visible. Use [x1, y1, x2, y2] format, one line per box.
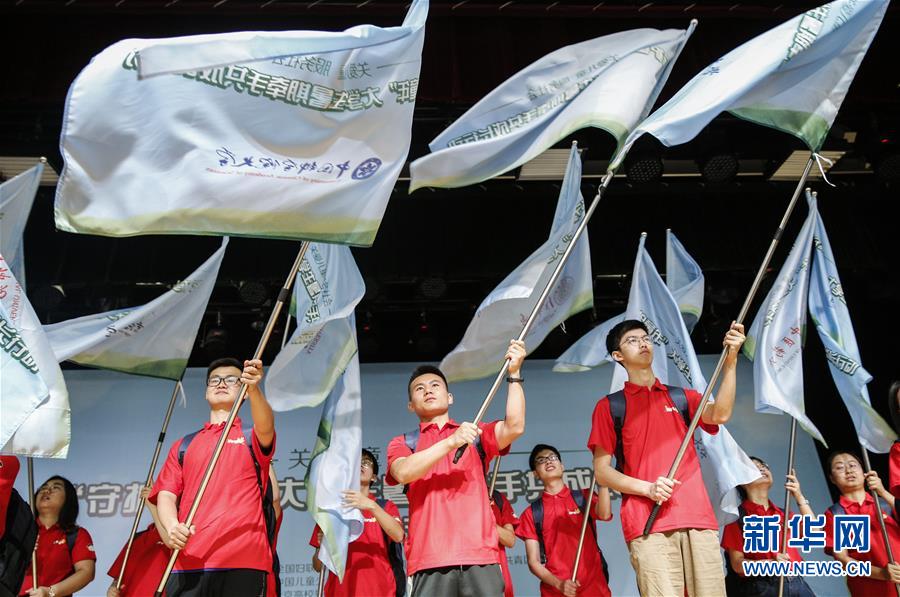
[48, 587, 57, 597]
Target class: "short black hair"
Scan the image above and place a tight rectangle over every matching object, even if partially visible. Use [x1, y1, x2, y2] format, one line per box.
[34, 476, 79, 532]
[407, 365, 448, 399]
[606, 319, 649, 357]
[889, 381, 900, 435]
[825, 450, 862, 473]
[207, 357, 243, 378]
[361, 448, 379, 476]
[529, 444, 561, 471]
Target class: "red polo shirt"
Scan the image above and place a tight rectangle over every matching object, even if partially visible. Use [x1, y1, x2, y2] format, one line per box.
[309, 495, 401, 597]
[107, 524, 169, 596]
[491, 494, 519, 597]
[721, 499, 803, 567]
[386, 419, 508, 575]
[0, 455, 19, 538]
[889, 442, 900, 503]
[516, 487, 611, 597]
[149, 417, 275, 573]
[19, 523, 95, 595]
[587, 379, 719, 542]
[825, 493, 900, 597]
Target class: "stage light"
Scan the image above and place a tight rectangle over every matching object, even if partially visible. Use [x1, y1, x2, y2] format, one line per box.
[202, 313, 229, 358]
[419, 277, 447, 299]
[239, 280, 268, 305]
[875, 151, 900, 181]
[699, 153, 739, 184]
[625, 153, 663, 184]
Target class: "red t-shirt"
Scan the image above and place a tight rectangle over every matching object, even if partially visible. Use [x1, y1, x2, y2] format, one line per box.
[587, 379, 719, 542]
[491, 493, 519, 597]
[19, 524, 95, 595]
[386, 419, 508, 575]
[149, 417, 275, 573]
[107, 524, 169, 596]
[516, 487, 612, 597]
[0, 455, 20, 538]
[309, 495, 401, 597]
[825, 493, 900, 597]
[889, 442, 900, 503]
[720, 499, 804, 569]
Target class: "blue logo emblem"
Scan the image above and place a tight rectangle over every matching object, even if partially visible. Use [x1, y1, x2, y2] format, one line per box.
[352, 158, 382, 180]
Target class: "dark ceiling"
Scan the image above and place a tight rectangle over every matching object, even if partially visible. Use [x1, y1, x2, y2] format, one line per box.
[2, 1, 899, 462]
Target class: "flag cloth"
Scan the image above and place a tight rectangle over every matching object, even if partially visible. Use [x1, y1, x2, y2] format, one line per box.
[54, 0, 428, 246]
[743, 200, 824, 444]
[409, 24, 695, 190]
[305, 347, 364, 580]
[440, 145, 593, 382]
[44, 239, 227, 380]
[553, 229, 701, 372]
[609, 234, 760, 527]
[0, 254, 70, 457]
[610, 0, 888, 170]
[265, 243, 364, 411]
[807, 192, 896, 453]
[0, 163, 43, 288]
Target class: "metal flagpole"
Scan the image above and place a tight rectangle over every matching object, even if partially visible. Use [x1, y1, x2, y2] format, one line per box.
[453, 161, 613, 463]
[776, 419, 797, 597]
[154, 242, 310, 596]
[27, 457, 37, 590]
[317, 566, 328, 597]
[571, 481, 598, 583]
[859, 446, 900, 597]
[642, 156, 815, 536]
[488, 456, 502, 497]
[116, 380, 182, 589]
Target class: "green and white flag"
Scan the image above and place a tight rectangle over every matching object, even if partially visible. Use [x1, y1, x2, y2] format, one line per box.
[0, 162, 43, 288]
[265, 242, 364, 410]
[440, 144, 592, 382]
[610, 0, 888, 170]
[409, 23, 695, 190]
[55, 0, 427, 246]
[1, 254, 70, 457]
[44, 239, 227, 380]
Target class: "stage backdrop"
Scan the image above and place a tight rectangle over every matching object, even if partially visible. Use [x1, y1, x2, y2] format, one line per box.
[14, 357, 845, 596]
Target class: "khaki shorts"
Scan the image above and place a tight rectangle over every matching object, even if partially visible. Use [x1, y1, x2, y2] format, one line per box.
[628, 528, 725, 597]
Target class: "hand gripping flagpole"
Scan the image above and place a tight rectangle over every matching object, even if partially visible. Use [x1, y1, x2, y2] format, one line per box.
[155, 241, 310, 596]
[642, 156, 816, 537]
[571, 481, 598, 583]
[777, 418, 798, 597]
[859, 446, 900, 596]
[116, 380, 182, 589]
[453, 166, 614, 464]
[27, 457, 37, 590]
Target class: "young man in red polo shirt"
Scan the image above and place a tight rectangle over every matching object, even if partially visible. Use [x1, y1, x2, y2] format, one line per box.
[589, 319, 745, 596]
[517, 444, 612, 597]
[106, 487, 170, 597]
[310, 449, 404, 597]
[824, 451, 900, 596]
[150, 357, 275, 597]
[387, 339, 526, 597]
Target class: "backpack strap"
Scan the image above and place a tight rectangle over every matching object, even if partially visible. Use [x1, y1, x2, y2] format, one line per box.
[664, 385, 692, 428]
[828, 503, 846, 516]
[607, 391, 627, 473]
[65, 526, 79, 554]
[529, 498, 547, 565]
[491, 490, 507, 511]
[177, 431, 200, 467]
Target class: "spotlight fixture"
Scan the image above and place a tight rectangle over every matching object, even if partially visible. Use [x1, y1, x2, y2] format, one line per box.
[202, 312, 229, 359]
[419, 277, 447, 300]
[625, 153, 663, 184]
[239, 280, 268, 305]
[699, 153, 739, 184]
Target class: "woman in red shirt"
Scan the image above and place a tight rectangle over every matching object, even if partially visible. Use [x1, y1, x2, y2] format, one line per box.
[19, 476, 96, 597]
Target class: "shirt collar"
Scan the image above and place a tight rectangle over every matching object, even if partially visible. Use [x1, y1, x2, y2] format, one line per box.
[623, 377, 666, 395]
[545, 485, 572, 500]
[203, 416, 244, 431]
[419, 418, 459, 432]
[742, 499, 781, 516]
[839, 491, 875, 510]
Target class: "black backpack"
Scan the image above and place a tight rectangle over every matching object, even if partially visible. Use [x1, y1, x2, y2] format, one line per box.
[178, 427, 280, 596]
[0, 489, 38, 597]
[528, 489, 609, 583]
[401, 427, 487, 493]
[607, 385, 690, 472]
[375, 497, 406, 597]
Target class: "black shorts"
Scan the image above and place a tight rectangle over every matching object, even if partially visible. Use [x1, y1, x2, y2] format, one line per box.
[165, 568, 267, 597]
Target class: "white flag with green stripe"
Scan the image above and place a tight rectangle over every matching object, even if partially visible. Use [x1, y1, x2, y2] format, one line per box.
[44, 239, 227, 380]
[0, 163, 42, 288]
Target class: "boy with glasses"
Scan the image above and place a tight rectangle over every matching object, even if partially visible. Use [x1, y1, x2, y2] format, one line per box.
[517, 444, 612, 597]
[588, 319, 745, 596]
[149, 357, 275, 597]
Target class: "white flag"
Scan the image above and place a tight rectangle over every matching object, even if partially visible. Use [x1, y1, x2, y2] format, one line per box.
[409, 24, 695, 190]
[0, 255, 70, 458]
[55, 0, 427, 246]
[306, 348, 364, 580]
[807, 193, 896, 452]
[44, 239, 227, 380]
[0, 163, 43, 288]
[440, 145, 593, 382]
[265, 243, 364, 410]
[610, 234, 760, 526]
[744, 201, 824, 443]
[611, 0, 888, 169]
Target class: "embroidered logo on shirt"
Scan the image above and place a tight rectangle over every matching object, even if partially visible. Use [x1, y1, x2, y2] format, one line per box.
[226, 436, 247, 445]
[87, 544, 95, 552]
[364, 517, 376, 523]
[664, 406, 679, 413]
[53, 539, 66, 545]
[568, 509, 581, 516]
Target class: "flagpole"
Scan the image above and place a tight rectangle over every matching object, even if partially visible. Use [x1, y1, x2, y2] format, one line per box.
[571, 481, 597, 583]
[317, 567, 328, 597]
[117, 379, 182, 589]
[642, 156, 815, 536]
[776, 418, 797, 597]
[453, 159, 613, 463]
[155, 241, 310, 596]
[488, 456, 502, 497]
[27, 457, 37, 590]
[859, 445, 900, 596]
